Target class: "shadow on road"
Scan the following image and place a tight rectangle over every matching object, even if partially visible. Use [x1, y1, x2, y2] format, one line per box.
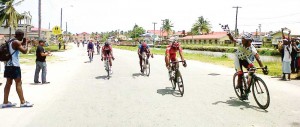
[212, 97, 268, 113]
[95, 75, 109, 80]
[29, 83, 43, 85]
[132, 73, 143, 79]
[157, 87, 182, 97]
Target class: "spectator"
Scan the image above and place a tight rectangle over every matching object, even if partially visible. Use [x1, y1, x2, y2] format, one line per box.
[2, 29, 33, 108]
[34, 39, 51, 84]
[278, 41, 284, 61]
[58, 42, 61, 50]
[291, 39, 298, 73]
[281, 29, 292, 81]
[296, 40, 300, 73]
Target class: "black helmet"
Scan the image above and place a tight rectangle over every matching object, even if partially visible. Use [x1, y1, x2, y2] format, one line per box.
[105, 42, 110, 46]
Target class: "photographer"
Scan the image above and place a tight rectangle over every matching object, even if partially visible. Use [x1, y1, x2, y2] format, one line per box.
[34, 39, 52, 84]
[2, 29, 33, 108]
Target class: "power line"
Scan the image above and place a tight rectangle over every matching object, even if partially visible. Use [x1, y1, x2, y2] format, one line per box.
[239, 12, 300, 20]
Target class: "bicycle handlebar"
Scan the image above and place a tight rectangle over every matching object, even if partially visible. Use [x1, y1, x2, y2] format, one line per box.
[171, 61, 185, 64]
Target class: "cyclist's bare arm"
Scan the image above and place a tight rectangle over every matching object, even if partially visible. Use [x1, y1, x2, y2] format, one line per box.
[165, 52, 170, 68]
[227, 33, 238, 43]
[137, 48, 141, 56]
[178, 49, 185, 61]
[254, 53, 264, 68]
[110, 46, 114, 58]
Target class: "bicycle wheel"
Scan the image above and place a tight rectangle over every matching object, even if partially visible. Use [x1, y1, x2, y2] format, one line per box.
[252, 77, 270, 109]
[106, 60, 110, 79]
[233, 73, 245, 100]
[145, 60, 150, 76]
[176, 70, 184, 96]
[170, 71, 176, 90]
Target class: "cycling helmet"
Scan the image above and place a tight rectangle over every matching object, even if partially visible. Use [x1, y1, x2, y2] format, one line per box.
[172, 42, 180, 49]
[104, 42, 110, 46]
[241, 33, 253, 41]
[142, 42, 147, 47]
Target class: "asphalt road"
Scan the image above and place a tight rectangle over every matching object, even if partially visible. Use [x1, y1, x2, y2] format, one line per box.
[0, 44, 299, 127]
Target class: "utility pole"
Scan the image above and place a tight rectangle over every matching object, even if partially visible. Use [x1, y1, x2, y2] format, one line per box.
[38, 0, 41, 38]
[66, 22, 68, 34]
[161, 20, 165, 42]
[60, 8, 63, 30]
[152, 22, 157, 45]
[232, 6, 242, 38]
[48, 22, 50, 30]
[258, 24, 261, 35]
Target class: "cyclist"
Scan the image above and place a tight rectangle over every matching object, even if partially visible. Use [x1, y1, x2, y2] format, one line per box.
[87, 40, 94, 61]
[165, 39, 187, 79]
[138, 42, 153, 73]
[101, 42, 115, 72]
[96, 41, 101, 55]
[227, 32, 268, 99]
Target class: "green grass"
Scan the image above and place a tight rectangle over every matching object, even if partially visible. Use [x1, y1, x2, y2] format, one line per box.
[29, 44, 72, 54]
[113, 45, 282, 77]
[19, 53, 59, 65]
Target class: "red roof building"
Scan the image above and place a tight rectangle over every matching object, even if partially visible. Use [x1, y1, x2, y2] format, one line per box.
[75, 32, 91, 41]
[179, 32, 230, 45]
[147, 30, 170, 37]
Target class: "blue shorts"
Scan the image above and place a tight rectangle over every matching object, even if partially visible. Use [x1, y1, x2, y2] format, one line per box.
[4, 66, 21, 79]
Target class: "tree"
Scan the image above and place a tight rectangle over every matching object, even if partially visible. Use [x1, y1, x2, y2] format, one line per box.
[130, 24, 145, 39]
[191, 16, 211, 35]
[0, 0, 25, 38]
[162, 19, 173, 38]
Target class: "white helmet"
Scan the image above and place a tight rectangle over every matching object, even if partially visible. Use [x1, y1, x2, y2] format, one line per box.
[241, 33, 253, 40]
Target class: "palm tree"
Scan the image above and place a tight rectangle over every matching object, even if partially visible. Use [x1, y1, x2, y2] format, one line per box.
[191, 16, 211, 35]
[162, 19, 173, 38]
[0, 0, 25, 38]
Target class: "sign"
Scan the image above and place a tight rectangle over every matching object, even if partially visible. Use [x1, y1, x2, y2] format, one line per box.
[52, 26, 62, 35]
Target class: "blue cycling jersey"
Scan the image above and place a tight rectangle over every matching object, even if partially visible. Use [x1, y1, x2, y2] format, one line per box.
[87, 42, 94, 49]
[138, 44, 149, 53]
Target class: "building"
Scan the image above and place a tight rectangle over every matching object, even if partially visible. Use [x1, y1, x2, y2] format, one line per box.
[179, 32, 230, 45]
[118, 35, 128, 41]
[75, 32, 91, 42]
[27, 27, 52, 42]
[0, 11, 33, 40]
[147, 30, 170, 41]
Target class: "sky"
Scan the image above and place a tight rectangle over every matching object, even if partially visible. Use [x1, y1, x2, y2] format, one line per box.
[15, 0, 300, 34]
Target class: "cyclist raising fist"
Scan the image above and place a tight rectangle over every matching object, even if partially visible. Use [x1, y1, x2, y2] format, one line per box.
[226, 31, 268, 99]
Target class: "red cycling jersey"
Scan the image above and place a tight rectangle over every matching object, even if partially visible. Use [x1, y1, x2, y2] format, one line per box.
[165, 44, 183, 61]
[102, 46, 113, 57]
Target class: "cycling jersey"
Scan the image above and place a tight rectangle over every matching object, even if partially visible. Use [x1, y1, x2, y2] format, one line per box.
[234, 40, 258, 72]
[138, 44, 150, 53]
[87, 42, 94, 50]
[102, 46, 112, 56]
[166, 45, 183, 61]
[235, 40, 257, 61]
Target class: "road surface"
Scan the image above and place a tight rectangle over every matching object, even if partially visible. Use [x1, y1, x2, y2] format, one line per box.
[0, 44, 299, 127]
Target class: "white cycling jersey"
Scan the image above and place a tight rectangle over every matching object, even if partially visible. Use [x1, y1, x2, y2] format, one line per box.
[235, 40, 257, 61]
